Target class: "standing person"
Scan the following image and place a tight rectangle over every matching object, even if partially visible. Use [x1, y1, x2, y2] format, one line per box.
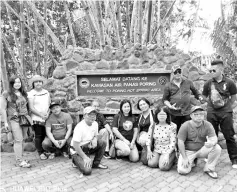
[163, 65, 203, 132]
[28, 75, 50, 160]
[70, 106, 108, 176]
[42, 101, 73, 159]
[177, 106, 221, 179]
[2, 75, 32, 167]
[111, 99, 139, 162]
[202, 60, 237, 168]
[91, 100, 114, 158]
[145, 106, 176, 171]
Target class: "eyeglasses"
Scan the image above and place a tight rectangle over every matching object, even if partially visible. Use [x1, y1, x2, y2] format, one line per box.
[193, 112, 205, 117]
[209, 69, 216, 73]
[87, 114, 96, 118]
[174, 69, 182, 75]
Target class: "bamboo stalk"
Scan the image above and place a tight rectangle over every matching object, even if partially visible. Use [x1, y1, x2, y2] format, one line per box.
[3, 1, 36, 34]
[134, 0, 139, 44]
[125, 1, 130, 42]
[43, 1, 48, 77]
[109, 0, 122, 47]
[150, 0, 177, 43]
[27, 1, 64, 55]
[137, 0, 143, 44]
[20, 0, 25, 77]
[130, 0, 138, 43]
[64, 1, 76, 47]
[149, 0, 156, 41]
[156, 0, 161, 45]
[146, 0, 152, 43]
[116, 0, 123, 45]
[142, 0, 149, 44]
[33, 13, 40, 75]
[1, 43, 9, 91]
[96, 1, 105, 48]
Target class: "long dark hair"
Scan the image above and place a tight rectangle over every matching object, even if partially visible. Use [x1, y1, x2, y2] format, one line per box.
[154, 106, 171, 125]
[119, 99, 133, 117]
[8, 75, 28, 103]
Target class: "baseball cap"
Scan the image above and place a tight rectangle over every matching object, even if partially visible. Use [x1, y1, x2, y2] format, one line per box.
[49, 101, 61, 109]
[83, 106, 97, 114]
[190, 106, 204, 114]
[171, 65, 181, 72]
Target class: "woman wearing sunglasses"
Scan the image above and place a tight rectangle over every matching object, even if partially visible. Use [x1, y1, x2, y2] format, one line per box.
[162, 65, 203, 132]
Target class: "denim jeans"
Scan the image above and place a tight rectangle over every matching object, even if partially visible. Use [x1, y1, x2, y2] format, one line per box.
[42, 136, 72, 154]
[207, 112, 237, 162]
[32, 124, 46, 155]
[72, 135, 106, 175]
[10, 120, 28, 161]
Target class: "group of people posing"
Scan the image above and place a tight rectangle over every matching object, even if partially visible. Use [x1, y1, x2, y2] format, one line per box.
[2, 59, 237, 179]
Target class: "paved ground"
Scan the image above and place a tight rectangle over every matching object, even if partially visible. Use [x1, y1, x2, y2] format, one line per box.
[1, 149, 237, 192]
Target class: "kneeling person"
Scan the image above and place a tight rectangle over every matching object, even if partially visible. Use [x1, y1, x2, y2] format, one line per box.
[177, 106, 221, 179]
[71, 107, 108, 176]
[43, 102, 73, 159]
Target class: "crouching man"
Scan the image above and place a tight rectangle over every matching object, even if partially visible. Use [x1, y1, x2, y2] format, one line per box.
[177, 106, 222, 179]
[42, 101, 73, 159]
[70, 106, 108, 176]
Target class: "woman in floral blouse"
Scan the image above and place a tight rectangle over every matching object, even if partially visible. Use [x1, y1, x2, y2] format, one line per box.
[146, 106, 177, 171]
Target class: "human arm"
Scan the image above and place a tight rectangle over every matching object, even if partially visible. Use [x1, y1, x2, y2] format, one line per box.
[205, 122, 218, 148]
[73, 140, 91, 168]
[178, 139, 189, 168]
[105, 123, 114, 141]
[59, 124, 73, 148]
[45, 125, 60, 148]
[190, 81, 203, 101]
[1, 95, 9, 130]
[130, 128, 138, 149]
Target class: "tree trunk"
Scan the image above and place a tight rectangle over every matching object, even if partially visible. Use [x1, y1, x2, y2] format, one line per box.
[64, 1, 76, 47]
[156, 0, 161, 45]
[20, 0, 25, 77]
[116, 0, 123, 45]
[33, 13, 40, 75]
[96, 1, 105, 48]
[1, 43, 9, 91]
[125, 1, 130, 42]
[43, 1, 48, 77]
[142, 0, 149, 44]
[27, 1, 64, 55]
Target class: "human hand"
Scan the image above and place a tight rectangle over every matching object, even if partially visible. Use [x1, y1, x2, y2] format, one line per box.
[182, 157, 190, 168]
[169, 103, 181, 111]
[89, 138, 97, 149]
[110, 132, 114, 142]
[83, 156, 92, 168]
[147, 150, 153, 160]
[59, 139, 67, 148]
[123, 139, 130, 146]
[204, 136, 213, 148]
[4, 122, 9, 132]
[130, 141, 135, 149]
[53, 140, 61, 148]
[162, 154, 169, 166]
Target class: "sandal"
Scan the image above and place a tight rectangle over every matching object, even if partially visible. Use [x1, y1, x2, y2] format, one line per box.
[40, 153, 48, 160]
[63, 152, 69, 158]
[19, 160, 31, 168]
[205, 170, 218, 179]
[48, 153, 55, 160]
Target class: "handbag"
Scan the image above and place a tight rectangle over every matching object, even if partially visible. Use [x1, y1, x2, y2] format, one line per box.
[19, 115, 31, 127]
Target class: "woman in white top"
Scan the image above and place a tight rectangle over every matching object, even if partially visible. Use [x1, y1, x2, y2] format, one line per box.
[28, 75, 50, 160]
[146, 106, 177, 171]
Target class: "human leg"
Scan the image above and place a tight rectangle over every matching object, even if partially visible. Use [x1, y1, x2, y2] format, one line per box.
[72, 154, 92, 175]
[115, 139, 131, 157]
[42, 137, 56, 153]
[33, 124, 46, 155]
[206, 113, 219, 136]
[129, 144, 139, 162]
[148, 152, 160, 168]
[99, 128, 110, 152]
[92, 135, 106, 167]
[159, 151, 176, 171]
[219, 112, 237, 163]
[177, 150, 196, 175]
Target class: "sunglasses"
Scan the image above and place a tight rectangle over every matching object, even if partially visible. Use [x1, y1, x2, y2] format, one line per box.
[174, 69, 182, 75]
[209, 69, 217, 73]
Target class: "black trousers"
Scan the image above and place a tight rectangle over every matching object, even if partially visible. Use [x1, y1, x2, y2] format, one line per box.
[170, 114, 191, 133]
[207, 112, 237, 162]
[32, 124, 46, 155]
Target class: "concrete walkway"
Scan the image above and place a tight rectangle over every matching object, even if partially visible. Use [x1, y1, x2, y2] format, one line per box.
[1, 149, 237, 192]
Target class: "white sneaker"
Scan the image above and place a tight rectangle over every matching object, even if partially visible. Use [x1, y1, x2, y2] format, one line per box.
[232, 164, 237, 169]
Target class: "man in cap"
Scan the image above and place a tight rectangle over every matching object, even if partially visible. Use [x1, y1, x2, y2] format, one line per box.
[202, 59, 237, 169]
[163, 65, 203, 132]
[42, 101, 73, 159]
[70, 106, 108, 176]
[177, 106, 221, 179]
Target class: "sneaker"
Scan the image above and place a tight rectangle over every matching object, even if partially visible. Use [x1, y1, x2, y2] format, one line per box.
[103, 152, 111, 159]
[72, 162, 77, 168]
[92, 163, 108, 169]
[18, 160, 31, 168]
[63, 152, 69, 158]
[48, 153, 55, 160]
[204, 170, 218, 179]
[232, 160, 237, 169]
[39, 153, 48, 160]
